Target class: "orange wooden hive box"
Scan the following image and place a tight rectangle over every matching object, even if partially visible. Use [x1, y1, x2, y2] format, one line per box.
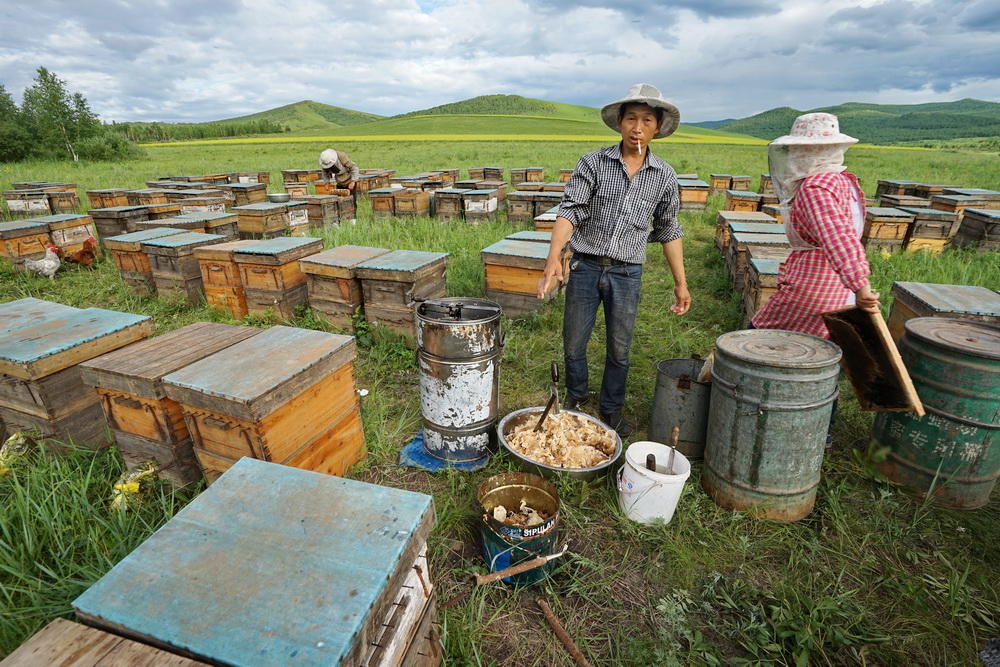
[161, 326, 364, 483]
[480, 238, 557, 318]
[142, 231, 227, 304]
[79, 322, 262, 486]
[233, 236, 323, 318]
[0, 219, 50, 266]
[194, 238, 261, 319]
[103, 227, 186, 295]
[32, 213, 96, 256]
[86, 188, 130, 208]
[300, 245, 391, 330]
[354, 250, 448, 339]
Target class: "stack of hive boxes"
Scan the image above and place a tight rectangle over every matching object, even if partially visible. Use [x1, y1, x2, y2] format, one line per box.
[677, 178, 710, 210]
[709, 174, 732, 194]
[105, 228, 186, 295]
[30, 213, 96, 257]
[296, 194, 342, 227]
[463, 189, 500, 223]
[160, 326, 366, 481]
[79, 322, 262, 487]
[480, 238, 560, 317]
[723, 189, 761, 212]
[232, 202, 291, 239]
[509, 167, 544, 185]
[354, 250, 448, 338]
[953, 209, 1000, 252]
[862, 207, 914, 253]
[897, 207, 960, 254]
[469, 167, 504, 180]
[0, 299, 152, 443]
[300, 245, 391, 330]
[394, 189, 431, 217]
[432, 188, 465, 221]
[216, 182, 268, 206]
[724, 225, 789, 292]
[195, 239, 260, 318]
[3, 181, 80, 217]
[0, 219, 51, 268]
[714, 210, 778, 251]
[143, 232, 227, 303]
[89, 206, 150, 243]
[234, 236, 323, 318]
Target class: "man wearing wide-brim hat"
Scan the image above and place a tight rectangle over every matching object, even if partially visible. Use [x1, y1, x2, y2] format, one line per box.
[537, 83, 690, 438]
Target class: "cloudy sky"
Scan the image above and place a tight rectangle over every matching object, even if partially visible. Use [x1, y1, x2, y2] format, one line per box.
[1, 0, 998, 124]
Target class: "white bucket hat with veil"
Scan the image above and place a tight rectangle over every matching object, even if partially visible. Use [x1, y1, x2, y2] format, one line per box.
[769, 113, 858, 205]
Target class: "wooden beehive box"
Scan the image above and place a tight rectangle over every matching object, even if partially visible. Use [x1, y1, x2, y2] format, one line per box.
[337, 194, 356, 221]
[730, 175, 751, 191]
[875, 179, 916, 198]
[432, 188, 464, 221]
[79, 322, 260, 487]
[930, 194, 988, 216]
[144, 180, 184, 190]
[0, 306, 152, 445]
[534, 207, 559, 231]
[0, 219, 50, 264]
[233, 171, 270, 183]
[952, 208, 1000, 252]
[886, 281, 1000, 342]
[355, 250, 448, 338]
[86, 188, 130, 208]
[463, 189, 499, 224]
[177, 196, 227, 216]
[910, 183, 955, 200]
[132, 215, 207, 235]
[726, 232, 790, 288]
[193, 239, 260, 318]
[506, 192, 537, 225]
[300, 245, 392, 330]
[143, 232, 226, 304]
[105, 227, 186, 296]
[709, 173, 732, 193]
[480, 180, 508, 200]
[4, 190, 50, 217]
[33, 213, 96, 256]
[759, 204, 783, 224]
[281, 168, 322, 183]
[723, 221, 786, 253]
[284, 181, 310, 198]
[159, 327, 363, 478]
[394, 189, 430, 217]
[481, 239, 555, 317]
[878, 194, 930, 209]
[678, 178, 710, 210]
[863, 207, 914, 241]
[89, 206, 150, 242]
[897, 207, 960, 240]
[942, 187, 1000, 206]
[532, 191, 563, 217]
[743, 257, 783, 324]
[714, 210, 777, 250]
[73, 457, 437, 666]
[232, 202, 289, 238]
[139, 202, 185, 224]
[286, 201, 311, 235]
[175, 211, 239, 239]
[509, 168, 528, 185]
[723, 189, 761, 212]
[46, 190, 80, 213]
[234, 237, 323, 318]
[125, 188, 170, 206]
[369, 187, 397, 218]
[518, 181, 544, 192]
[454, 179, 483, 190]
[559, 168, 574, 182]
[2, 618, 210, 666]
[758, 173, 773, 194]
[296, 194, 341, 227]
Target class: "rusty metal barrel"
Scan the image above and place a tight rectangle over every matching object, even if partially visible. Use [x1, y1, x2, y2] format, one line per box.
[650, 357, 711, 458]
[702, 329, 842, 521]
[417, 298, 503, 463]
[872, 318, 1000, 509]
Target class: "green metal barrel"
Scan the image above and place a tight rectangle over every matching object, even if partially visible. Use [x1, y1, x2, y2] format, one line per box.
[702, 329, 842, 521]
[873, 318, 1000, 509]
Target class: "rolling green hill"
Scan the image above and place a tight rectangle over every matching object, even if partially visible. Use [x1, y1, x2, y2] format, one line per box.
[395, 94, 601, 122]
[221, 100, 383, 132]
[695, 99, 1000, 144]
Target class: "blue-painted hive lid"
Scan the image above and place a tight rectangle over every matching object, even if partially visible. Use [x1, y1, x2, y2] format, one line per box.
[892, 281, 1000, 316]
[730, 232, 790, 245]
[678, 179, 709, 188]
[88, 205, 148, 213]
[25, 213, 89, 223]
[964, 208, 1000, 219]
[506, 230, 552, 242]
[232, 202, 287, 211]
[141, 232, 226, 248]
[0, 219, 49, 237]
[354, 249, 449, 278]
[866, 207, 914, 218]
[73, 458, 435, 667]
[0, 298, 80, 336]
[749, 258, 783, 275]
[728, 222, 786, 234]
[725, 189, 760, 199]
[232, 237, 323, 264]
[481, 239, 550, 260]
[104, 227, 186, 248]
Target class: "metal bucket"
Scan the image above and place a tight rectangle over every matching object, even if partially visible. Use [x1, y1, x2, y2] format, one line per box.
[477, 473, 560, 586]
[419, 351, 501, 462]
[416, 298, 502, 359]
[650, 357, 711, 458]
[702, 329, 842, 521]
[872, 318, 1000, 509]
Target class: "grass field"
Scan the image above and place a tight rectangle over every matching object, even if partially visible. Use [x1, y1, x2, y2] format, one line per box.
[1, 139, 998, 665]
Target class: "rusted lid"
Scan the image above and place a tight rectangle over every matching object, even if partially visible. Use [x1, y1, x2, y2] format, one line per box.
[716, 329, 842, 368]
[904, 318, 1000, 360]
[417, 297, 501, 323]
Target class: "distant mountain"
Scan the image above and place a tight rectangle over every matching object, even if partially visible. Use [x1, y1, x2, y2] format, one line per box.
[220, 100, 383, 132]
[687, 119, 736, 129]
[396, 94, 600, 122]
[711, 99, 1000, 144]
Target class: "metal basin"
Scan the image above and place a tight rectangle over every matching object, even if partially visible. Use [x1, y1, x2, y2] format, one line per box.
[496, 407, 622, 481]
[267, 192, 290, 203]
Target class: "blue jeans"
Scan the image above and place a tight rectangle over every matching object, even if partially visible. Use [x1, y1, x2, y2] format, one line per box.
[563, 256, 643, 415]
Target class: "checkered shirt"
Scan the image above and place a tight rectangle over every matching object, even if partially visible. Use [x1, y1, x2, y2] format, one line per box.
[558, 143, 682, 264]
[751, 171, 870, 338]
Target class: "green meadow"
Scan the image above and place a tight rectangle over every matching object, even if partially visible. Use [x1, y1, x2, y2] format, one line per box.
[1, 136, 998, 665]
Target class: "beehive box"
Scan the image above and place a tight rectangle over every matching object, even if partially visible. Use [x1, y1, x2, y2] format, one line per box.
[45, 190, 80, 213]
[174, 211, 239, 239]
[354, 250, 448, 338]
[726, 232, 790, 288]
[159, 327, 363, 478]
[280, 169, 322, 183]
[86, 188, 130, 208]
[178, 196, 227, 215]
[886, 281, 1000, 342]
[559, 168, 575, 182]
[897, 207, 961, 239]
[941, 187, 1000, 205]
[132, 215, 207, 235]
[532, 191, 563, 217]
[105, 227, 186, 296]
[395, 189, 430, 217]
[0, 305, 152, 445]
[723, 189, 761, 212]
[2, 618, 210, 666]
[79, 322, 261, 487]
[432, 188, 464, 221]
[743, 257, 783, 324]
[930, 194, 987, 215]
[509, 168, 528, 185]
[125, 188, 170, 206]
[194, 239, 260, 318]
[709, 174, 732, 194]
[313, 179, 342, 195]
[337, 194, 356, 221]
[714, 210, 777, 250]
[33, 213, 96, 256]
[863, 207, 914, 241]
[296, 194, 341, 227]
[730, 175, 751, 191]
[454, 179, 482, 190]
[468, 167, 500, 180]
[759, 173, 773, 194]
[878, 194, 930, 209]
[286, 201, 311, 236]
[3, 190, 50, 216]
[952, 208, 1000, 252]
[214, 183, 267, 206]
[677, 179, 710, 210]
[724, 221, 786, 252]
[143, 232, 226, 304]
[481, 239, 555, 317]
[72, 457, 439, 666]
[300, 245, 392, 330]
[875, 179, 917, 198]
[534, 207, 559, 231]
[517, 181, 544, 192]
[369, 187, 398, 218]
[138, 202, 185, 225]
[759, 204, 783, 224]
[165, 189, 223, 204]
[284, 181, 309, 198]
[89, 206, 150, 242]
[463, 189, 499, 224]
[910, 183, 955, 199]
[0, 219, 50, 265]
[234, 170, 270, 184]
[232, 202, 290, 238]
[234, 237, 323, 318]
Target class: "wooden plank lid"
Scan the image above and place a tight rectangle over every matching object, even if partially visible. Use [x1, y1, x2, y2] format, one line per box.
[892, 281, 1000, 317]
[0, 219, 49, 239]
[354, 249, 449, 282]
[104, 227, 186, 251]
[232, 236, 323, 265]
[299, 246, 391, 279]
[0, 298, 79, 336]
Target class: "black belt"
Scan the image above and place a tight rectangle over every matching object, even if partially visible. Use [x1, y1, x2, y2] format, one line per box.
[575, 252, 636, 266]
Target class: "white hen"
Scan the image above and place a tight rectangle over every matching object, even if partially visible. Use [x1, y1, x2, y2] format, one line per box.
[23, 245, 61, 280]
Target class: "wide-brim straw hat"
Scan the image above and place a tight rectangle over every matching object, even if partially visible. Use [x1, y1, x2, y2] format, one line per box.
[601, 83, 680, 139]
[770, 112, 858, 146]
[319, 148, 340, 169]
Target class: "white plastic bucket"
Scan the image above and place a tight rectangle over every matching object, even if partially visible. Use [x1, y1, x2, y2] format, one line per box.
[617, 440, 691, 524]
